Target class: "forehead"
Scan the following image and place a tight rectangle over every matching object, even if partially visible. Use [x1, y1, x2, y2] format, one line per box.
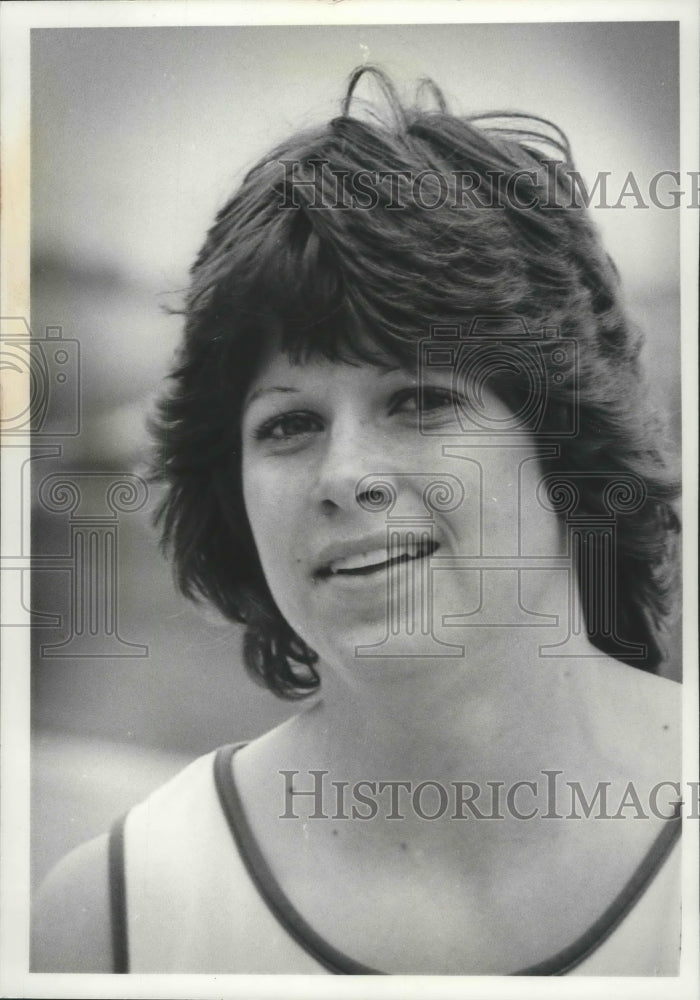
[246, 336, 414, 386]
[243, 312, 422, 378]
[244, 349, 409, 402]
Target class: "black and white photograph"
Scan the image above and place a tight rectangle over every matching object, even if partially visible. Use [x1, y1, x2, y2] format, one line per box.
[0, 1, 698, 997]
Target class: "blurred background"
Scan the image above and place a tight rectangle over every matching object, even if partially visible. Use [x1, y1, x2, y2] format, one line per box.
[30, 21, 681, 892]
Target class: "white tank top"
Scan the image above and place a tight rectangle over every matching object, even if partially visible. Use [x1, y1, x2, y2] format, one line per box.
[113, 745, 681, 974]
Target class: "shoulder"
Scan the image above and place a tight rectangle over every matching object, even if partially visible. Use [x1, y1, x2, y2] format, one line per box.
[604, 664, 681, 780]
[32, 747, 228, 973]
[32, 831, 112, 972]
[125, 747, 224, 859]
[574, 659, 681, 786]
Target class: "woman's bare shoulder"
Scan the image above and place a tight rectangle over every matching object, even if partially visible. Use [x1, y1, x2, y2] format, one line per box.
[587, 660, 682, 785]
[32, 832, 112, 973]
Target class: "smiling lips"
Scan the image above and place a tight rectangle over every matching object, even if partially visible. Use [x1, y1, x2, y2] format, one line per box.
[317, 538, 438, 579]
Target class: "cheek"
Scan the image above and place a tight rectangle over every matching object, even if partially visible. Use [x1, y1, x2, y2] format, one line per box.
[241, 466, 312, 640]
[518, 455, 567, 556]
[241, 459, 300, 590]
[241, 458, 281, 576]
[437, 449, 565, 558]
[241, 457, 262, 544]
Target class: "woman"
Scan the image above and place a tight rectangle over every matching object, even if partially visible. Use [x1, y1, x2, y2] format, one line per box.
[34, 67, 682, 975]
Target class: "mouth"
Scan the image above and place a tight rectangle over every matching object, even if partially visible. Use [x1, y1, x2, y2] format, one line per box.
[316, 538, 439, 580]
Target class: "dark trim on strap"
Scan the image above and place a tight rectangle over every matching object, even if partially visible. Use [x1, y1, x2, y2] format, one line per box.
[108, 814, 129, 974]
[213, 744, 681, 976]
[518, 797, 681, 975]
[214, 743, 380, 974]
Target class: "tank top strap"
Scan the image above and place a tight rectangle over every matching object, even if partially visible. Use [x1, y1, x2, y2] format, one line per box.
[108, 813, 129, 973]
[213, 742, 682, 976]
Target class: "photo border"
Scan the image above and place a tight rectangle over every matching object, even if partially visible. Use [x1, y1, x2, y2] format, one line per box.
[1, 2, 698, 998]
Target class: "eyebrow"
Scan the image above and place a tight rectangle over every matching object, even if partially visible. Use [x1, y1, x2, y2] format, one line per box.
[242, 366, 409, 411]
[243, 385, 300, 410]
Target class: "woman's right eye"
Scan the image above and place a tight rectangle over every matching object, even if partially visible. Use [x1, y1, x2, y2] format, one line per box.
[253, 410, 323, 443]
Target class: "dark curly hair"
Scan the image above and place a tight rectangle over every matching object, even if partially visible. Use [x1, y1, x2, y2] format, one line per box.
[152, 67, 680, 697]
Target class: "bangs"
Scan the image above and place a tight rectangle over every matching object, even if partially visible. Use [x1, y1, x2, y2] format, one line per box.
[227, 197, 424, 371]
[189, 110, 559, 378]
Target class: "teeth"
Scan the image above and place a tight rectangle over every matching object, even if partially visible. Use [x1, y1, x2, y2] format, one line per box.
[327, 540, 433, 575]
[330, 548, 388, 573]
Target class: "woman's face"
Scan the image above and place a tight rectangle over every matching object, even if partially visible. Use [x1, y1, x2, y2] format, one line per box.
[241, 349, 565, 670]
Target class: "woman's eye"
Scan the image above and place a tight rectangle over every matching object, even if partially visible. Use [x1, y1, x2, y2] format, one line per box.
[254, 411, 323, 442]
[420, 387, 457, 413]
[391, 386, 456, 417]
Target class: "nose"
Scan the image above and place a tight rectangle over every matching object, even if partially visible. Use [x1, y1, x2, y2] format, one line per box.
[310, 418, 392, 514]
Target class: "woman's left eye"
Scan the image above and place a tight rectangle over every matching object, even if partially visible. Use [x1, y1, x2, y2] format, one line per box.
[390, 386, 456, 418]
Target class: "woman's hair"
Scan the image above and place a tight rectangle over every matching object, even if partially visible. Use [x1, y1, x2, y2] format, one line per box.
[152, 66, 680, 697]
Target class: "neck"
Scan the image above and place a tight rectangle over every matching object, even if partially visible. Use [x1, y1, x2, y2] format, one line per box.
[294, 624, 604, 784]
